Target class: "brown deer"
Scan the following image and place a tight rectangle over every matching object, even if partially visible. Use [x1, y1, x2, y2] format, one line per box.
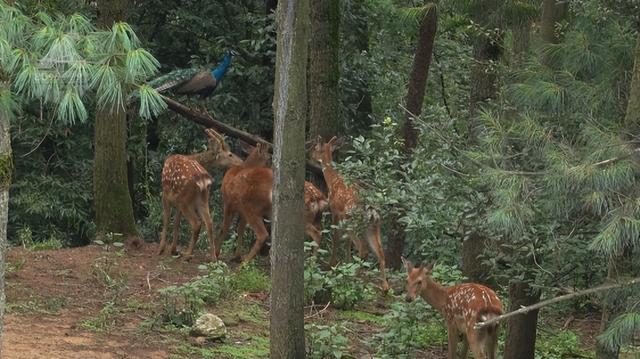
[215, 143, 329, 261]
[158, 128, 243, 261]
[310, 136, 389, 291]
[403, 258, 502, 359]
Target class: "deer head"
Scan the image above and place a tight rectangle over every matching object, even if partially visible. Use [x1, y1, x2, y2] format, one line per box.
[310, 136, 343, 166]
[204, 128, 243, 167]
[402, 257, 435, 303]
[239, 140, 271, 166]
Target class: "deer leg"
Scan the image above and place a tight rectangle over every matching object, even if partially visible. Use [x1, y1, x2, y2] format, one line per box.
[198, 201, 217, 262]
[181, 206, 202, 261]
[330, 214, 341, 266]
[486, 327, 499, 359]
[215, 204, 235, 257]
[460, 335, 469, 359]
[467, 329, 487, 359]
[233, 217, 248, 260]
[158, 197, 171, 255]
[242, 215, 269, 263]
[447, 325, 460, 359]
[305, 222, 322, 256]
[167, 210, 183, 256]
[365, 218, 389, 292]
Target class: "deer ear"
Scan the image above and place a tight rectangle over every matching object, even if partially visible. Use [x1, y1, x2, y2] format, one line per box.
[425, 261, 436, 272]
[238, 140, 254, 154]
[401, 256, 413, 272]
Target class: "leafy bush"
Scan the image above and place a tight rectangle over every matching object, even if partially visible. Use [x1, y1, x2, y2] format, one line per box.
[305, 323, 350, 359]
[535, 330, 593, 359]
[371, 300, 446, 358]
[229, 262, 271, 293]
[326, 259, 376, 310]
[158, 262, 231, 327]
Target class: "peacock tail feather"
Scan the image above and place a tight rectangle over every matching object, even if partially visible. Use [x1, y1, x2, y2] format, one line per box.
[149, 68, 202, 93]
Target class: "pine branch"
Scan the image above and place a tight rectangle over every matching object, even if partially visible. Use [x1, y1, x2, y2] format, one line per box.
[474, 276, 640, 329]
[160, 95, 323, 175]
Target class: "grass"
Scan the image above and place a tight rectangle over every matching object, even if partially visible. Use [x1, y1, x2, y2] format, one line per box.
[338, 310, 386, 325]
[80, 302, 120, 332]
[173, 332, 270, 359]
[6, 295, 66, 315]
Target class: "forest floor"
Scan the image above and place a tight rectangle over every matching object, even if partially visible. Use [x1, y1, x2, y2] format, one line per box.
[2, 244, 600, 358]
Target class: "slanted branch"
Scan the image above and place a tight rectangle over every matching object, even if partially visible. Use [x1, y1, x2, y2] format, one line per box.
[474, 276, 640, 329]
[161, 95, 323, 175]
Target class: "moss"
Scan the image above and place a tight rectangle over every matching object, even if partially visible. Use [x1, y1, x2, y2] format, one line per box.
[0, 152, 13, 191]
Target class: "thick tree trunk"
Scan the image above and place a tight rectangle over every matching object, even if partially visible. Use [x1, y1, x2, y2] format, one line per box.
[270, 0, 309, 357]
[94, 0, 138, 239]
[387, 4, 438, 270]
[596, 35, 640, 359]
[503, 280, 541, 359]
[540, 0, 560, 44]
[463, 0, 502, 283]
[0, 106, 12, 357]
[308, 0, 340, 140]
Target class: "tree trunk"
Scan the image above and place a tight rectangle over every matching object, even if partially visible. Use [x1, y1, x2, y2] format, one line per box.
[463, 0, 502, 283]
[596, 35, 640, 359]
[94, 0, 138, 240]
[270, 0, 309, 357]
[387, 4, 438, 270]
[308, 0, 340, 140]
[0, 105, 12, 357]
[540, 0, 561, 44]
[503, 280, 541, 359]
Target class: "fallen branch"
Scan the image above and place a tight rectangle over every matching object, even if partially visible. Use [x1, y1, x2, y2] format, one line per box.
[304, 301, 331, 320]
[161, 95, 323, 175]
[474, 276, 640, 329]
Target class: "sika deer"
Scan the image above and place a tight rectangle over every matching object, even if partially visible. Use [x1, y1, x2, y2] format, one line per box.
[158, 128, 243, 261]
[403, 258, 502, 359]
[311, 136, 389, 291]
[215, 143, 329, 261]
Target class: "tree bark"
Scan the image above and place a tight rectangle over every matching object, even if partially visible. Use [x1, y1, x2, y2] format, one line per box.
[463, 0, 502, 283]
[540, 0, 561, 45]
[270, 0, 309, 357]
[0, 101, 12, 358]
[387, 4, 438, 270]
[94, 0, 138, 240]
[503, 280, 541, 359]
[308, 0, 340, 140]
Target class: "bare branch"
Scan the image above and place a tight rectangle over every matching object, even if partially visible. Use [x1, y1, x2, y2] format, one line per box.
[474, 276, 640, 329]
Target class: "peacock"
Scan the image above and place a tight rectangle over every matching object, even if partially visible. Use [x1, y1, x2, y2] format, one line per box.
[148, 49, 237, 113]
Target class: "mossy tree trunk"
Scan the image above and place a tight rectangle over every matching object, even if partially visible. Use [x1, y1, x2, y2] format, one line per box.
[308, 0, 340, 140]
[270, 0, 309, 357]
[94, 0, 139, 240]
[387, 3, 438, 270]
[0, 104, 12, 357]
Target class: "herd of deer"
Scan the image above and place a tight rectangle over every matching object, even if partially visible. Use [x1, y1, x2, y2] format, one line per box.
[157, 128, 503, 359]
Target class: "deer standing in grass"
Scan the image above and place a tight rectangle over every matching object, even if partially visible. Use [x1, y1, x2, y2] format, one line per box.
[158, 128, 243, 261]
[403, 258, 502, 359]
[311, 136, 389, 291]
[215, 142, 329, 261]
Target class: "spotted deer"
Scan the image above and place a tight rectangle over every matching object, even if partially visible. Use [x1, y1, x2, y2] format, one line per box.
[215, 143, 329, 261]
[311, 136, 389, 291]
[158, 128, 243, 261]
[402, 258, 502, 359]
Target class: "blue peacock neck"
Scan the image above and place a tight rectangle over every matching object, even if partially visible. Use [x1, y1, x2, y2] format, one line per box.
[211, 52, 233, 81]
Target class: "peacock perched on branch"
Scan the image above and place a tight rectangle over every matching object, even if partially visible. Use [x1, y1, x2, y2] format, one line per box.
[145, 49, 237, 112]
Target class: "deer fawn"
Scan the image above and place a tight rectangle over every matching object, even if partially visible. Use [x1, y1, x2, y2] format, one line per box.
[158, 128, 243, 261]
[311, 136, 389, 291]
[215, 142, 329, 261]
[402, 258, 502, 359]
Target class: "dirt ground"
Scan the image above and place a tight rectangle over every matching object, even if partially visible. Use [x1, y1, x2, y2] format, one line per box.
[2, 244, 600, 359]
[3, 244, 207, 359]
